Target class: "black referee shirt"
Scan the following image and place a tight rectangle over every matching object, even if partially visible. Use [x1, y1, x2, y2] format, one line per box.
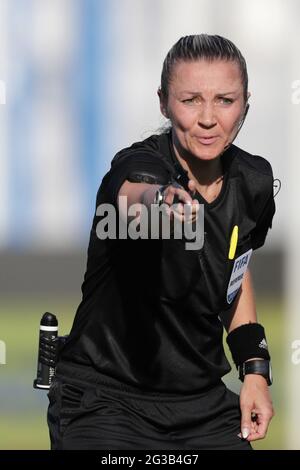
[58, 130, 275, 394]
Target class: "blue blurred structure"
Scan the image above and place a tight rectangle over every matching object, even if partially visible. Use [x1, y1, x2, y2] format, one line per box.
[76, 0, 110, 225]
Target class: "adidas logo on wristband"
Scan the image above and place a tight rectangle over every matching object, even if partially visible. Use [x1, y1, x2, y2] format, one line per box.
[259, 338, 268, 350]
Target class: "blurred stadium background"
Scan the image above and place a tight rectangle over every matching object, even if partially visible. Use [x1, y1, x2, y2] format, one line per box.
[0, 0, 298, 450]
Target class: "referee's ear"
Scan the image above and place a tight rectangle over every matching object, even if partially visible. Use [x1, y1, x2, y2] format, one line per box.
[244, 92, 251, 118]
[157, 87, 169, 119]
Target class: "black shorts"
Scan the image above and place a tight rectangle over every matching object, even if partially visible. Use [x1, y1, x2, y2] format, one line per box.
[47, 370, 251, 450]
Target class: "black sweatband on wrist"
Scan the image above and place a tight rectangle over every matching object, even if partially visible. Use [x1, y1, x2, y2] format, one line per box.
[226, 323, 270, 368]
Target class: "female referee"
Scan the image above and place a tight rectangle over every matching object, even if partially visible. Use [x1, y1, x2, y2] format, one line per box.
[47, 34, 276, 450]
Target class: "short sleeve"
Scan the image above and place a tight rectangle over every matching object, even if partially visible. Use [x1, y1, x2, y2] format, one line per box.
[99, 150, 172, 206]
[250, 188, 276, 250]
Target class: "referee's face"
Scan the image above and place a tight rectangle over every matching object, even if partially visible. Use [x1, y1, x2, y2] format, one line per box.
[161, 59, 247, 161]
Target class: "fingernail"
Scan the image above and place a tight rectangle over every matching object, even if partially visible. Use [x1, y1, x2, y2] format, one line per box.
[242, 428, 249, 439]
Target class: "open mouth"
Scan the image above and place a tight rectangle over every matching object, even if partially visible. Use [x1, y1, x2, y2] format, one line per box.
[196, 136, 218, 145]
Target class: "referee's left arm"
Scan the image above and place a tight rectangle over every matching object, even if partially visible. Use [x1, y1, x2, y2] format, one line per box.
[220, 269, 274, 442]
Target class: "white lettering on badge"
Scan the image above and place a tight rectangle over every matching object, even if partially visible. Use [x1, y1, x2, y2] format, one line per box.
[227, 249, 253, 304]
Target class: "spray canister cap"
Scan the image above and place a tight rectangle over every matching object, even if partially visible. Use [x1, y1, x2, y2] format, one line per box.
[40, 312, 58, 327]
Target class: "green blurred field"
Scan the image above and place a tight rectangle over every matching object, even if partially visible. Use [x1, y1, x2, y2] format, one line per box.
[0, 296, 284, 449]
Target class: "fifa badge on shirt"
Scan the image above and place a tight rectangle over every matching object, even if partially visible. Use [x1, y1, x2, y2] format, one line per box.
[226, 249, 253, 304]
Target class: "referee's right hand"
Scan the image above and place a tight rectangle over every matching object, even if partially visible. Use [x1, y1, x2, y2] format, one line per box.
[118, 178, 200, 224]
[159, 179, 200, 223]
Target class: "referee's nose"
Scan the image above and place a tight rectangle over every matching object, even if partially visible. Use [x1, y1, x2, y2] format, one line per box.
[197, 102, 217, 128]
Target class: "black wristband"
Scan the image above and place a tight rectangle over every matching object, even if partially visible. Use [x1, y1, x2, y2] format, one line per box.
[226, 323, 270, 368]
[239, 359, 272, 386]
